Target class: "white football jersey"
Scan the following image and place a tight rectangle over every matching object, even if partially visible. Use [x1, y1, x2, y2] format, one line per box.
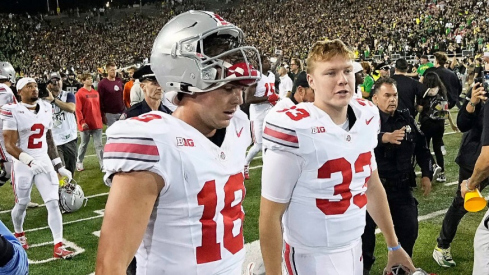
[103, 110, 251, 275]
[1, 101, 53, 159]
[249, 72, 276, 121]
[262, 98, 380, 252]
[0, 84, 17, 160]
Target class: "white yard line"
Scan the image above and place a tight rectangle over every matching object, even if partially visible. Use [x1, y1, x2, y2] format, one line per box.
[28, 239, 85, 264]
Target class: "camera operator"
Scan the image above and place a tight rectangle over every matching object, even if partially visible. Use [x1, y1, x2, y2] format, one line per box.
[42, 73, 77, 175]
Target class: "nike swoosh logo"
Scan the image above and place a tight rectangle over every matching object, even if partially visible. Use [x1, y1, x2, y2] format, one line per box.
[236, 127, 243, 137]
[366, 116, 374, 125]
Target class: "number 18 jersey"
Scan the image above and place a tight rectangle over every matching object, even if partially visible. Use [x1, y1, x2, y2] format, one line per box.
[103, 111, 251, 275]
[262, 99, 380, 253]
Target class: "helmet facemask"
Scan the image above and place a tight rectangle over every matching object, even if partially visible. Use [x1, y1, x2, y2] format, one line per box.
[164, 26, 261, 94]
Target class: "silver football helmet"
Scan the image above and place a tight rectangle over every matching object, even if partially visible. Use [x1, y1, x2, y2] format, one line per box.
[0, 62, 15, 84]
[151, 10, 261, 94]
[383, 266, 430, 275]
[59, 180, 87, 213]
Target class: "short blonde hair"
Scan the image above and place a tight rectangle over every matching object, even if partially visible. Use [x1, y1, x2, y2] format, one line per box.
[306, 39, 354, 74]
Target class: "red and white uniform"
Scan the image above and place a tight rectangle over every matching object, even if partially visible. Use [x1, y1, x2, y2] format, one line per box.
[262, 99, 380, 274]
[1, 101, 59, 204]
[103, 110, 251, 275]
[248, 72, 275, 143]
[0, 83, 17, 161]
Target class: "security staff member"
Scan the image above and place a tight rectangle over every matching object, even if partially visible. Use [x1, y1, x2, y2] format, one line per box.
[119, 64, 171, 121]
[362, 77, 434, 274]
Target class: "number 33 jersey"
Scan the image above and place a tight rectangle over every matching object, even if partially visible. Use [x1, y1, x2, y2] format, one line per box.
[262, 99, 380, 252]
[1, 101, 53, 159]
[103, 111, 251, 275]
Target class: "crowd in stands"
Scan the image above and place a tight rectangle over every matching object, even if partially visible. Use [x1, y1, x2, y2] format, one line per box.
[1, 0, 489, 77]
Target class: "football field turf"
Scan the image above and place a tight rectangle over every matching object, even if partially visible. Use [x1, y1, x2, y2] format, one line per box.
[0, 109, 486, 274]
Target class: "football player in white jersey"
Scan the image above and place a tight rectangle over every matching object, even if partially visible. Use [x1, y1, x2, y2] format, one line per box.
[259, 40, 416, 275]
[96, 11, 260, 275]
[1, 77, 74, 259]
[243, 55, 279, 180]
[0, 62, 18, 184]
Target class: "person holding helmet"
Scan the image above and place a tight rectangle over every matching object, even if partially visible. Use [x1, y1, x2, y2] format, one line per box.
[96, 11, 260, 274]
[1, 77, 74, 259]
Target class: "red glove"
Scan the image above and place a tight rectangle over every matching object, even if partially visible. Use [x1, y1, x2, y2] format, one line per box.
[268, 93, 279, 106]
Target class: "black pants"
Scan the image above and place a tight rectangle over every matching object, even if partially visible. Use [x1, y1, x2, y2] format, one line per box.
[56, 138, 77, 175]
[420, 119, 445, 172]
[436, 165, 489, 248]
[362, 189, 418, 271]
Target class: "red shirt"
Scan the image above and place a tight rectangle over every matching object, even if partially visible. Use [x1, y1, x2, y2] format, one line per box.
[75, 87, 103, 131]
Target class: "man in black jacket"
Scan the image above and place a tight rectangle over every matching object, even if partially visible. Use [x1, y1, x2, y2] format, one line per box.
[362, 78, 434, 275]
[391, 59, 427, 118]
[433, 83, 488, 267]
[424, 52, 462, 109]
[119, 64, 172, 121]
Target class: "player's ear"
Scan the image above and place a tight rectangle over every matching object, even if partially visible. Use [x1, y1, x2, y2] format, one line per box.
[307, 73, 315, 90]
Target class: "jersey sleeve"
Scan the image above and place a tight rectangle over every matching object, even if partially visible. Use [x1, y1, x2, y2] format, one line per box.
[262, 109, 300, 154]
[103, 113, 171, 191]
[1, 105, 17, 131]
[42, 101, 54, 130]
[0, 86, 17, 106]
[261, 149, 303, 203]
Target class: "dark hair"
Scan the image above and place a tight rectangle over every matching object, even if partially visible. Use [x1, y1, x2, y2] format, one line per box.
[434, 52, 448, 66]
[423, 72, 448, 100]
[395, 59, 408, 72]
[106, 62, 116, 69]
[371, 77, 397, 96]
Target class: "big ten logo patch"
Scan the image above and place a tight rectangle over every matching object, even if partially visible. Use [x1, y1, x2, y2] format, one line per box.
[311, 126, 326, 134]
[176, 137, 195, 147]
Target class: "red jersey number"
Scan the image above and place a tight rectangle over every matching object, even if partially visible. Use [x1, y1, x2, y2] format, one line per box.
[130, 113, 162, 123]
[264, 83, 275, 96]
[278, 106, 310, 121]
[27, 124, 45, 149]
[316, 152, 372, 215]
[196, 173, 245, 264]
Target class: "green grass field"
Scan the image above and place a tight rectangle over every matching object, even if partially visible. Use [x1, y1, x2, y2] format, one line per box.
[0, 109, 484, 275]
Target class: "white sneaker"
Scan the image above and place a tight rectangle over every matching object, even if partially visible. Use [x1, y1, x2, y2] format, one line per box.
[433, 164, 442, 180]
[27, 202, 39, 208]
[76, 162, 84, 172]
[433, 246, 456, 267]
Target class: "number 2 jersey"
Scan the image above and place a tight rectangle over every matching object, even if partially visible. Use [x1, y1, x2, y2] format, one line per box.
[1, 101, 53, 159]
[262, 99, 380, 253]
[103, 111, 251, 275]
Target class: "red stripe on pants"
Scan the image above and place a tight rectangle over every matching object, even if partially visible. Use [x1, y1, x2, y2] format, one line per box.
[284, 242, 294, 275]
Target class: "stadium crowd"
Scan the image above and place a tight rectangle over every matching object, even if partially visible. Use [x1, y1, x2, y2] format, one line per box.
[3, 0, 489, 274]
[1, 0, 489, 78]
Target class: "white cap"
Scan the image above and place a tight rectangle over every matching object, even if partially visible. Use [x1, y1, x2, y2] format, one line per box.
[16, 77, 36, 91]
[353, 62, 363, 73]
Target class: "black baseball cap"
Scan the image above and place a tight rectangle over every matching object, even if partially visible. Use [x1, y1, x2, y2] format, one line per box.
[133, 64, 156, 82]
[375, 63, 390, 71]
[291, 71, 309, 94]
